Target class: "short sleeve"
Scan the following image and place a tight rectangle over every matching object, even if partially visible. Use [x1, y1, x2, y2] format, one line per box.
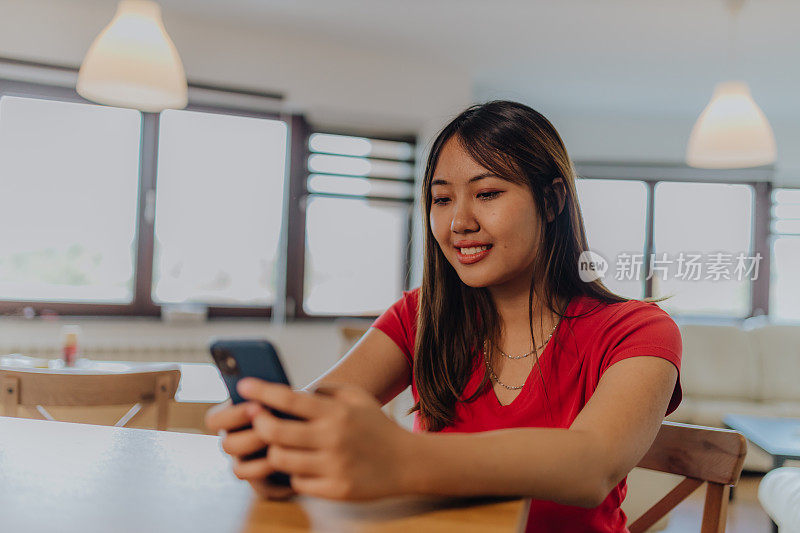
[598, 301, 683, 416]
[371, 288, 419, 368]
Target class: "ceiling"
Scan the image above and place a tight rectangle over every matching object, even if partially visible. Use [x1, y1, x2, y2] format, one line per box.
[154, 0, 799, 121]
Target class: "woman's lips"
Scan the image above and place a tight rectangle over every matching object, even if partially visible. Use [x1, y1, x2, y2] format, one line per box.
[455, 245, 492, 265]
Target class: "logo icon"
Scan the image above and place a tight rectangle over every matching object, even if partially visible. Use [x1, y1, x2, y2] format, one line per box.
[578, 251, 608, 282]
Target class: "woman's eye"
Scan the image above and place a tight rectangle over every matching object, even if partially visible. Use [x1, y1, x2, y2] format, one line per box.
[432, 197, 450, 205]
[477, 191, 501, 200]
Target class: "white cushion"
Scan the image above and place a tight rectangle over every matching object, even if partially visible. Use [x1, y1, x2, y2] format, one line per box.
[678, 325, 760, 400]
[758, 467, 800, 532]
[747, 326, 800, 402]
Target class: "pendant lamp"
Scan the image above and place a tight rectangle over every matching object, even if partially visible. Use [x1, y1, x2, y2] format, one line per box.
[686, 81, 777, 168]
[686, 0, 776, 169]
[77, 0, 187, 112]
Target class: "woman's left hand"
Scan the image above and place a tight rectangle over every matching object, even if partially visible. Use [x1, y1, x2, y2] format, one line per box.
[235, 378, 417, 501]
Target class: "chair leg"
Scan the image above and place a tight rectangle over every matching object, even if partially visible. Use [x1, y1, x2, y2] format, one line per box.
[701, 482, 730, 533]
[2, 376, 19, 418]
[629, 477, 703, 533]
[155, 375, 171, 431]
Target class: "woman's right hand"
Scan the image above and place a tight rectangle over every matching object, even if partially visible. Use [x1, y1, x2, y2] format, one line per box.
[205, 400, 297, 500]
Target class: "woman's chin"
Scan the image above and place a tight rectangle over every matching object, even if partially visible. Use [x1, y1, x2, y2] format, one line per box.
[454, 266, 531, 291]
[453, 269, 498, 288]
[448, 258, 514, 289]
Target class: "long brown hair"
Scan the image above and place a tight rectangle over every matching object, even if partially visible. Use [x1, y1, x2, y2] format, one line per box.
[412, 100, 646, 431]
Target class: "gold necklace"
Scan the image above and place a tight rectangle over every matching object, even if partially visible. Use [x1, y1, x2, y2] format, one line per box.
[498, 319, 560, 359]
[485, 357, 525, 390]
[485, 318, 561, 390]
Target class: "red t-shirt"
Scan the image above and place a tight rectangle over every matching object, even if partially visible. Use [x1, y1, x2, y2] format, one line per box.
[371, 287, 682, 533]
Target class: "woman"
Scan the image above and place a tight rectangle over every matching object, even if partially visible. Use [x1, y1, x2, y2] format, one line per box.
[206, 100, 682, 532]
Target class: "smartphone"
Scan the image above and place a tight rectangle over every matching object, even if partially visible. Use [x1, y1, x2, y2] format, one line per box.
[209, 339, 298, 487]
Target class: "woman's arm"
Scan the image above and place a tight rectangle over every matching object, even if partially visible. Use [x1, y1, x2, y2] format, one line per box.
[235, 355, 677, 507]
[303, 327, 412, 405]
[406, 356, 677, 507]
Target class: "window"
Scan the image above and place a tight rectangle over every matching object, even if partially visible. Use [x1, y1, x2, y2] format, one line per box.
[653, 182, 754, 317]
[574, 160, 771, 319]
[0, 72, 419, 318]
[0, 71, 293, 316]
[770, 188, 800, 321]
[2, 67, 773, 321]
[302, 133, 415, 315]
[575, 178, 647, 298]
[152, 109, 287, 306]
[0, 95, 141, 303]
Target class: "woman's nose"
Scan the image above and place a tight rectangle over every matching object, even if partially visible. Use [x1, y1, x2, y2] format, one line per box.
[450, 202, 479, 234]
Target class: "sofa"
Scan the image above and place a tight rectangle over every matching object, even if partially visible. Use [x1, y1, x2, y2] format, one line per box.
[667, 318, 800, 472]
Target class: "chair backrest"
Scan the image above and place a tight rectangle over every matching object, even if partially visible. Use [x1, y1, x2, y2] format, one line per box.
[629, 421, 747, 533]
[1, 368, 180, 431]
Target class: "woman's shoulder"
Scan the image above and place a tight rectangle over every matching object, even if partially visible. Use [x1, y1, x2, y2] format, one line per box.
[570, 293, 676, 325]
[566, 294, 683, 416]
[566, 294, 680, 347]
[372, 287, 421, 333]
[392, 287, 420, 319]
[371, 288, 421, 365]
[403, 286, 421, 304]
[567, 293, 681, 354]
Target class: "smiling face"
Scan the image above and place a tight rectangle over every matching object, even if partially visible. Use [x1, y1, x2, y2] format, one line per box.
[429, 136, 545, 291]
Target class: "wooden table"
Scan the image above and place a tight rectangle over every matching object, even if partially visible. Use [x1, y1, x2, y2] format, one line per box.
[0, 417, 527, 533]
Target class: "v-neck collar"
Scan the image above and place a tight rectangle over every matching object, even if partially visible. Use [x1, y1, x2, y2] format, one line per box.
[485, 295, 579, 411]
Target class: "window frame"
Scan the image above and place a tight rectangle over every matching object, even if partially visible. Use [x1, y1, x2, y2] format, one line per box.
[767, 186, 800, 321]
[574, 162, 774, 319]
[290, 126, 417, 319]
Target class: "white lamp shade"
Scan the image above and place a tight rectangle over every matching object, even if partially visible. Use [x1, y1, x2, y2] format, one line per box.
[686, 81, 777, 169]
[77, 0, 187, 112]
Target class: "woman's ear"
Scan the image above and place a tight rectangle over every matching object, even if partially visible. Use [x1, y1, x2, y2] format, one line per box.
[545, 177, 567, 223]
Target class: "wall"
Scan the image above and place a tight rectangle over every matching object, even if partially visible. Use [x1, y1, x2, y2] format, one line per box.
[0, 317, 344, 387]
[476, 97, 800, 187]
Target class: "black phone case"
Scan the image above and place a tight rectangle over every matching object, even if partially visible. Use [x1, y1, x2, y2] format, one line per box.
[209, 339, 298, 487]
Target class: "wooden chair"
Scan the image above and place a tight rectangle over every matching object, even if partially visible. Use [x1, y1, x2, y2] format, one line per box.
[628, 421, 747, 533]
[1, 367, 180, 430]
